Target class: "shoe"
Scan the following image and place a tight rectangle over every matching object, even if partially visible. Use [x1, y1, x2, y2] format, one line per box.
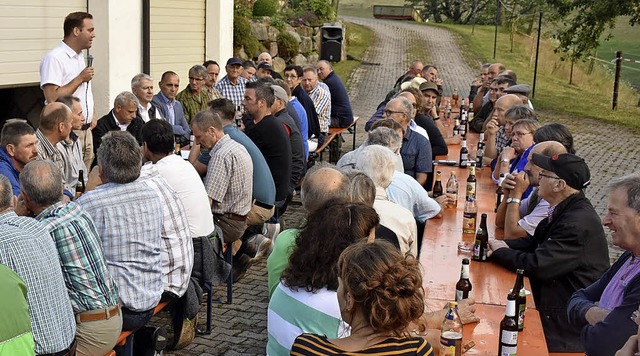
[263, 222, 281, 241]
[133, 326, 167, 355]
[232, 253, 253, 282]
[172, 315, 197, 350]
[245, 234, 272, 260]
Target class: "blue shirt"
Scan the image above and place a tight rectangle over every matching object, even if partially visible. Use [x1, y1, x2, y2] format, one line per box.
[400, 127, 433, 178]
[387, 171, 441, 223]
[289, 98, 309, 160]
[0, 146, 21, 196]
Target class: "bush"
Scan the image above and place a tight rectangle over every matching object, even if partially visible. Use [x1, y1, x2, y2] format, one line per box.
[277, 31, 300, 60]
[291, 0, 335, 23]
[234, 14, 262, 58]
[253, 0, 277, 17]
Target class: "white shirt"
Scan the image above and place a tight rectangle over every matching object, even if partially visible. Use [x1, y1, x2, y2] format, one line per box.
[155, 154, 215, 237]
[138, 102, 161, 123]
[373, 187, 418, 257]
[111, 112, 129, 131]
[410, 119, 429, 140]
[40, 41, 94, 123]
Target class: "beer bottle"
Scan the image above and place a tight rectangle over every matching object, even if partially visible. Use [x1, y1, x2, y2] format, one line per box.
[462, 197, 478, 234]
[174, 143, 181, 155]
[468, 103, 474, 123]
[441, 301, 463, 356]
[455, 258, 472, 301]
[445, 172, 458, 209]
[433, 171, 444, 198]
[445, 102, 452, 126]
[459, 139, 468, 168]
[475, 133, 485, 169]
[459, 110, 467, 137]
[452, 88, 459, 109]
[496, 174, 505, 212]
[75, 170, 85, 199]
[508, 269, 527, 331]
[453, 118, 461, 136]
[466, 163, 476, 200]
[235, 105, 243, 127]
[472, 214, 489, 262]
[498, 294, 519, 356]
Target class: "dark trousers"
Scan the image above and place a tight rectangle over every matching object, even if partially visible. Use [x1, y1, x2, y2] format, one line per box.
[121, 307, 154, 331]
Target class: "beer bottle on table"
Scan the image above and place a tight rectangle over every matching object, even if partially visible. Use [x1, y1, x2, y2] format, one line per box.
[455, 258, 472, 301]
[498, 294, 519, 356]
[441, 301, 463, 356]
[459, 139, 468, 168]
[509, 269, 527, 331]
[476, 133, 485, 169]
[433, 171, 444, 198]
[472, 214, 489, 261]
[459, 110, 467, 137]
[468, 103, 474, 123]
[462, 197, 477, 234]
[446, 172, 458, 209]
[445, 102, 452, 126]
[75, 170, 85, 199]
[452, 88, 459, 109]
[496, 174, 505, 212]
[453, 118, 461, 136]
[174, 143, 181, 155]
[466, 163, 476, 200]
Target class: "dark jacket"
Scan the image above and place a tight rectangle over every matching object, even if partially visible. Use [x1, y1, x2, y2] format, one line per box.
[414, 113, 447, 157]
[274, 109, 305, 189]
[323, 71, 354, 128]
[491, 191, 610, 352]
[93, 110, 144, 162]
[568, 251, 640, 356]
[292, 85, 320, 139]
[151, 93, 191, 142]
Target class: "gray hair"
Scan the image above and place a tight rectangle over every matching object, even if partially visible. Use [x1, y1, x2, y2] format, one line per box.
[113, 91, 139, 108]
[189, 64, 208, 79]
[19, 160, 63, 207]
[388, 96, 414, 122]
[607, 174, 640, 213]
[97, 131, 142, 184]
[192, 110, 223, 131]
[301, 163, 350, 214]
[342, 169, 376, 207]
[316, 60, 333, 70]
[366, 127, 401, 153]
[0, 175, 13, 210]
[302, 65, 317, 75]
[356, 145, 397, 188]
[505, 105, 537, 122]
[131, 73, 153, 88]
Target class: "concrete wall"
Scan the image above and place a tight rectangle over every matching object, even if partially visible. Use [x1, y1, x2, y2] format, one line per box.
[206, 0, 234, 64]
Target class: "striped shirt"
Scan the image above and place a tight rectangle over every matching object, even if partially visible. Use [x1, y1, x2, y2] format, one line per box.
[176, 87, 213, 123]
[0, 211, 76, 355]
[139, 163, 194, 297]
[36, 129, 67, 190]
[203, 134, 253, 216]
[307, 83, 332, 133]
[267, 282, 349, 356]
[215, 75, 248, 108]
[77, 181, 164, 312]
[56, 132, 85, 195]
[291, 334, 434, 356]
[36, 201, 119, 313]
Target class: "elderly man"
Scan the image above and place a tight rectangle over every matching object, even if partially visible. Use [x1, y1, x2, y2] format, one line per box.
[284, 64, 321, 150]
[488, 153, 610, 352]
[496, 141, 567, 239]
[256, 52, 282, 79]
[93, 91, 144, 161]
[35, 102, 73, 188]
[316, 60, 354, 128]
[151, 71, 191, 145]
[568, 174, 640, 355]
[301, 65, 332, 135]
[77, 131, 164, 331]
[203, 60, 222, 97]
[176, 65, 213, 124]
[19, 160, 121, 355]
[272, 85, 305, 195]
[484, 94, 523, 160]
[471, 75, 516, 133]
[473, 62, 506, 111]
[0, 121, 38, 196]
[40, 12, 96, 172]
[0, 175, 76, 355]
[384, 96, 432, 187]
[215, 57, 249, 108]
[131, 73, 162, 123]
[392, 59, 424, 90]
[56, 95, 87, 196]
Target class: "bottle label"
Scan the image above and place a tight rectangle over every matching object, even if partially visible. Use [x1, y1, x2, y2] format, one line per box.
[455, 289, 463, 302]
[461, 153, 468, 161]
[518, 304, 526, 329]
[500, 330, 518, 345]
[499, 345, 517, 356]
[440, 332, 462, 347]
[463, 213, 477, 233]
[472, 240, 480, 259]
[466, 182, 476, 199]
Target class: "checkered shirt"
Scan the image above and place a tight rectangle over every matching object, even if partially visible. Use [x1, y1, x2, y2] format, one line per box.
[36, 201, 119, 313]
[203, 134, 253, 216]
[307, 82, 332, 133]
[495, 126, 511, 155]
[36, 129, 67, 189]
[139, 164, 194, 297]
[77, 180, 164, 312]
[215, 75, 248, 108]
[0, 211, 76, 354]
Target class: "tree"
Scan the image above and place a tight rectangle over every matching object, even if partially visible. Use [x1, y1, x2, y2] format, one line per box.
[406, 0, 494, 24]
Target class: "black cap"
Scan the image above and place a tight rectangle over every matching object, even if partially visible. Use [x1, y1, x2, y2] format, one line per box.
[226, 57, 242, 66]
[531, 153, 591, 190]
[257, 62, 273, 71]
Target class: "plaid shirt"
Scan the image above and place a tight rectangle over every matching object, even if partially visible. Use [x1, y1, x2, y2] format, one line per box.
[204, 134, 253, 216]
[0, 211, 76, 354]
[215, 75, 248, 108]
[36, 201, 119, 313]
[496, 126, 511, 155]
[176, 87, 213, 124]
[139, 164, 194, 297]
[36, 129, 67, 190]
[307, 82, 332, 133]
[77, 181, 164, 312]
[56, 132, 85, 195]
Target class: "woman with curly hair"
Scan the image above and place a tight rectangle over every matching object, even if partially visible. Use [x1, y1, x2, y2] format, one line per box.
[266, 200, 380, 355]
[291, 240, 434, 355]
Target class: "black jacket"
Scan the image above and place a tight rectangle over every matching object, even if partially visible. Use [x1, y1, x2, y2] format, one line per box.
[491, 191, 610, 352]
[93, 110, 145, 163]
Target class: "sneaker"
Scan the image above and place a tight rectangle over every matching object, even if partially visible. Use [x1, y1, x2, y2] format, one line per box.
[245, 234, 272, 260]
[263, 222, 281, 241]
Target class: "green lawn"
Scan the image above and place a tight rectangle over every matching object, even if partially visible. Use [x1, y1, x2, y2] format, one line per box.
[597, 16, 640, 89]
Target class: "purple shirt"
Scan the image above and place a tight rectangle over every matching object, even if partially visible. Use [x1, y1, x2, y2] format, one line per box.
[600, 256, 640, 310]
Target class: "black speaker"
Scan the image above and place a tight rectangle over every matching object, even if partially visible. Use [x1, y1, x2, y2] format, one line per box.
[320, 25, 343, 62]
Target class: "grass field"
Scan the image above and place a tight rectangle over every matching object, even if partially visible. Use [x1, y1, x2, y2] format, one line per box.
[596, 16, 640, 90]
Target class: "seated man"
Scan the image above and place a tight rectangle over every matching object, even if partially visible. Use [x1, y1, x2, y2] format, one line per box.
[483, 94, 523, 161]
[568, 173, 640, 355]
[301, 65, 331, 136]
[284, 65, 321, 151]
[488, 153, 610, 352]
[421, 64, 444, 96]
[473, 62, 506, 112]
[176, 65, 213, 124]
[316, 60, 354, 128]
[202, 60, 222, 98]
[0, 175, 76, 355]
[19, 160, 121, 355]
[56, 95, 87, 196]
[93, 91, 144, 164]
[35, 102, 72, 192]
[0, 121, 38, 196]
[77, 131, 164, 331]
[151, 71, 191, 145]
[131, 73, 162, 123]
[470, 75, 515, 133]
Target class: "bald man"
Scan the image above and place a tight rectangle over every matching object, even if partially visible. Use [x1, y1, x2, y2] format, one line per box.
[257, 52, 282, 79]
[36, 102, 74, 193]
[484, 94, 523, 160]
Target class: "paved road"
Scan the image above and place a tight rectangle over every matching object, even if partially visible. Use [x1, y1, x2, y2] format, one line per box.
[162, 16, 637, 355]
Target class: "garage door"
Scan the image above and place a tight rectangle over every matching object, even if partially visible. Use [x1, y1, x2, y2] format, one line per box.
[0, 0, 86, 88]
[150, 0, 205, 87]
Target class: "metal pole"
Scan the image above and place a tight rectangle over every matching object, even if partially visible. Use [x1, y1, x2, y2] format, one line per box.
[493, 0, 500, 59]
[532, 10, 542, 99]
[613, 50, 622, 110]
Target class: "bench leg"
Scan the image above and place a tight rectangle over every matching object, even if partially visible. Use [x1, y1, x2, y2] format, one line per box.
[352, 122, 357, 150]
[197, 282, 213, 335]
[123, 334, 135, 356]
[225, 247, 233, 304]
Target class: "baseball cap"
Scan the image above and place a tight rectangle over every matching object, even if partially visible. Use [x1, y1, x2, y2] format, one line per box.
[419, 81, 439, 94]
[226, 57, 242, 66]
[400, 77, 427, 91]
[257, 62, 273, 71]
[531, 153, 591, 190]
[271, 85, 288, 103]
[504, 84, 532, 97]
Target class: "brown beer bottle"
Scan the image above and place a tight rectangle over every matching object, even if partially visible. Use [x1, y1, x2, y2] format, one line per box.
[75, 170, 85, 199]
[433, 171, 444, 198]
[498, 294, 519, 355]
[508, 269, 527, 331]
[455, 258, 472, 301]
[174, 143, 181, 155]
[466, 164, 477, 200]
[472, 214, 488, 262]
[459, 139, 468, 168]
[495, 174, 505, 212]
[452, 87, 459, 108]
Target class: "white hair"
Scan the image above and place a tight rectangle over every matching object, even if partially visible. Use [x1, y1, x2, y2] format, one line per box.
[356, 145, 397, 188]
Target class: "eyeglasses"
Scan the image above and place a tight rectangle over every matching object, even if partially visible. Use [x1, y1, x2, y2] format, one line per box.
[189, 77, 204, 82]
[538, 173, 561, 181]
[511, 131, 532, 138]
[384, 109, 406, 116]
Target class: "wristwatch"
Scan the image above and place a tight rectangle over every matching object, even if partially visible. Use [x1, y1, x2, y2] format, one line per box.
[501, 158, 510, 163]
[506, 197, 521, 204]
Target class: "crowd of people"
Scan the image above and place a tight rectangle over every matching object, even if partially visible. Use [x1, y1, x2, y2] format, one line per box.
[1, 10, 640, 356]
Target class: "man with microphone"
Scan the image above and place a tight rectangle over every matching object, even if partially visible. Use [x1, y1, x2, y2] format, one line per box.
[40, 12, 96, 173]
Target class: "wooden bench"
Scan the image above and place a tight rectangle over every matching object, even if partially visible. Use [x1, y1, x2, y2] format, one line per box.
[328, 116, 360, 152]
[107, 301, 169, 356]
[311, 116, 360, 164]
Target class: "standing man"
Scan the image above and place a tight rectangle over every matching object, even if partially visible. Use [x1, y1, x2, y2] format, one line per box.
[202, 60, 222, 99]
[176, 65, 213, 124]
[316, 60, 354, 128]
[57, 95, 88, 196]
[215, 57, 249, 108]
[0, 121, 38, 196]
[131, 73, 162, 123]
[151, 71, 191, 145]
[301, 65, 331, 137]
[241, 61, 257, 81]
[93, 91, 144, 160]
[40, 12, 96, 173]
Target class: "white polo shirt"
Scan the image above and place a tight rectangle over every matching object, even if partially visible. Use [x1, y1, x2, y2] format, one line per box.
[40, 41, 94, 123]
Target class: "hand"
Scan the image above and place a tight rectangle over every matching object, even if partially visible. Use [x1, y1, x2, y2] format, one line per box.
[511, 171, 529, 196]
[14, 194, 32, 217]
[434, 78, 444, 86]
[502, 173, 517, 192]
[447, 135, 462, 145]
[429, 106, 438, 120]
[435, 195, 453, 216]
[471, 78, 481, 87]
[485, 118, 499, 135]
[457, 298, 480, 324]
[615, 326, 640, 356]
[501, 147, 517, 161]
[79, 66, 95, 83]
[585, 306, 611, 325]
[487, 239, 509, 257]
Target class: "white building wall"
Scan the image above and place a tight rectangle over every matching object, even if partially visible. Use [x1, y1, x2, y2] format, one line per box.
[206, 0, 233, 64]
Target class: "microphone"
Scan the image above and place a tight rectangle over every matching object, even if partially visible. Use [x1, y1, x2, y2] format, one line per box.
[87, 55, 94, 67]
